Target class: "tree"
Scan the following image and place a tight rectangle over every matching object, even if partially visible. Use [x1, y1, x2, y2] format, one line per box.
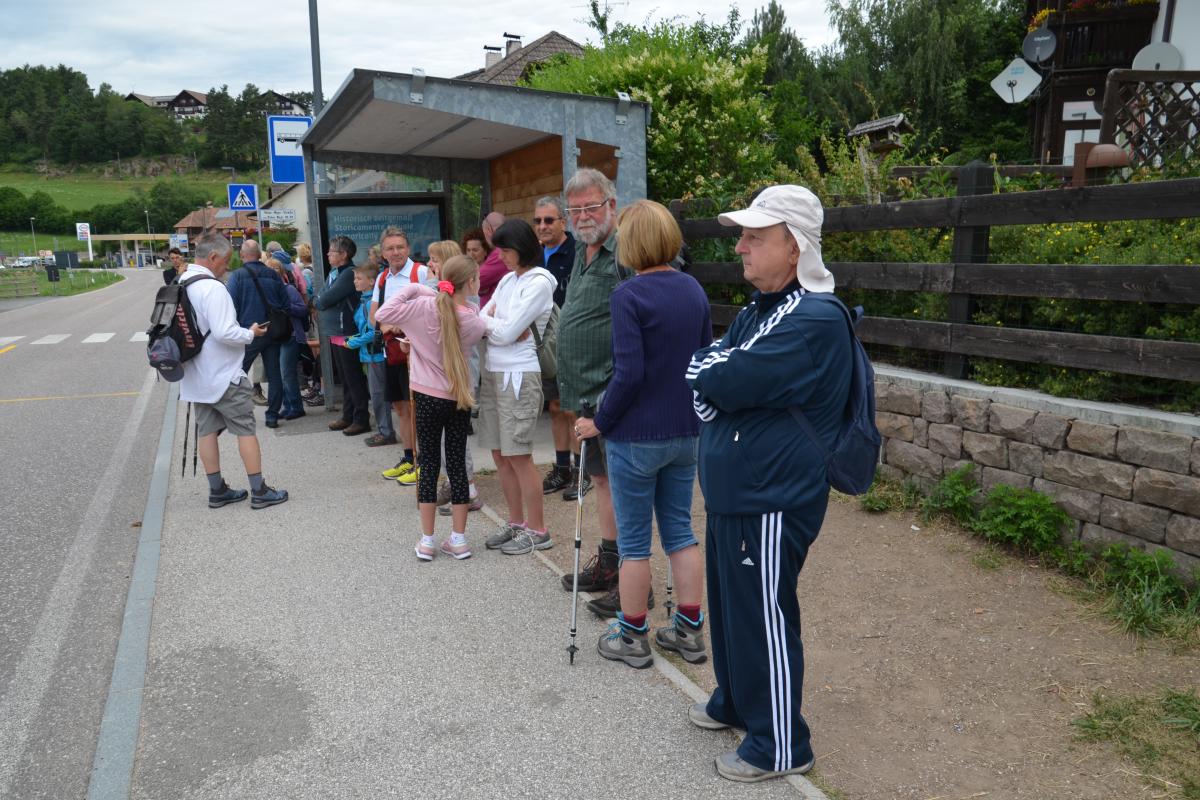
[744, 0, 806, 85]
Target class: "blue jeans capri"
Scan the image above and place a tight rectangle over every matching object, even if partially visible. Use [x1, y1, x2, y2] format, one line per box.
[606, 436, 699, 563]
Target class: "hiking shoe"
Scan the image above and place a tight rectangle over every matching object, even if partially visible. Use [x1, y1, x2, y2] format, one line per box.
[438, 496, 484, 516]
[251, 387, 268, 406]
[689, 703, 733, 731]
[436, 479, 451, 506]
[328, 419, 351, 431]
[563, 469, 592, 501]
[596, 615, 653, 669]
[542, 464, 572, 494]
[208, 483, 248, 508]
[381, 459, 415, 480]
[250, 485, 288, 509]
[396, 466, 420, 486]
[560, 544, 619, 592]
[501, 529, 552, 555]
[303, 393, 325, 407]
[342, 423, 370, 436]
[715, 752, 814, 783]
[485, 523, 523, 550]
[586, 585, 654, 618]
[655, 611, 708, 663]
[439, 537, 472, 560]
[415, 538, 436, 561]
[364, 433, 397, 447]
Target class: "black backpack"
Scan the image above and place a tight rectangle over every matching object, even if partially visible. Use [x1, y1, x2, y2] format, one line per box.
[146, 275, 218, 381]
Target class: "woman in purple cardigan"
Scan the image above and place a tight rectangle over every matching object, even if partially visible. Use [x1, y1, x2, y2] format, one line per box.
[575, 199, 713, 669]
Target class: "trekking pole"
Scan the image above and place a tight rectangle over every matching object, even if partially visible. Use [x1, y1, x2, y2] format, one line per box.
[181, 402, 191, 477]
[664, 559, 676, 622]
[567, 400, 595, 665]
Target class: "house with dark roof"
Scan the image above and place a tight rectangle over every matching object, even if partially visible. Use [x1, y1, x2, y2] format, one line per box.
[124, 92, 174, 109]
[456, 31, 585, 86]
[166, 90, 208, 120]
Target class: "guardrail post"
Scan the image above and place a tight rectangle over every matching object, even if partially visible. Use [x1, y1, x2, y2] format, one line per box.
[944, 160, 993, 379]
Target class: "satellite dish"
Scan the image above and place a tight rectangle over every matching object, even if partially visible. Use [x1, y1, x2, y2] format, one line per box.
[1132, 42, 1183, 71]
[990, 57, 1043, 104]
[1022, 26, 1057, 64]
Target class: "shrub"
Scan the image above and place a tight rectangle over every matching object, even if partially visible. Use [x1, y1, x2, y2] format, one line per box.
[920, 464, 978, 525]
[974, 484, 1071, 555]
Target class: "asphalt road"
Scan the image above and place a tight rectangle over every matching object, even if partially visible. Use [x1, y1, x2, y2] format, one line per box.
[0, 269, 168, 800]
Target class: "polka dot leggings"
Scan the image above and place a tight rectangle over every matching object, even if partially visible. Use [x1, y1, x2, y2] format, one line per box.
[414, 391, 471, 505]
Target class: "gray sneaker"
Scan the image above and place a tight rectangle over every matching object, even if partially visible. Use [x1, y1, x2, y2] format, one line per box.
[596, 619, 653, 669]
[688, 703, 732, 731]
[715, 751, 814, 782]
[500, 528, 552, 555]
[485, 522, 523, 550]
[654, 612, 708, 663]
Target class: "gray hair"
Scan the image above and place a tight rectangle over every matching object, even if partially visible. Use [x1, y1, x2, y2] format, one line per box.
[379, 225, 408, 244]
[265, 240, 283, 252]
[195, 232, 231, 261]
[534, 196, 566, 217]
[565, 168, 615, 203]
[240, 239, 261, 260]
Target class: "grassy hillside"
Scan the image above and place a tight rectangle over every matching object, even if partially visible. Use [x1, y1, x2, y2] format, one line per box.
[0, 164, 248, 213]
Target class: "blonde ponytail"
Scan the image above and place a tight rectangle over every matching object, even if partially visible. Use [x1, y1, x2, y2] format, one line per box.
[436, 255, 479, 410]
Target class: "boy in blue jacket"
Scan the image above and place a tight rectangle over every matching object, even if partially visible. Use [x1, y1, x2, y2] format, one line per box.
[345, 264, 394, 445]
[686, 185, 851, 783]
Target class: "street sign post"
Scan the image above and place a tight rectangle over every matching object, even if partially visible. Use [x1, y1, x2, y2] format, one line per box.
[258, 208, 297, 226]
[227, 183, 263, 249]
[267, 115, 313, 184]
[75, 222, 93, 262]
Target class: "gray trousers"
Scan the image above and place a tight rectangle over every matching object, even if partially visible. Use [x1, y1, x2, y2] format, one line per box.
[367, 360, 395, 439]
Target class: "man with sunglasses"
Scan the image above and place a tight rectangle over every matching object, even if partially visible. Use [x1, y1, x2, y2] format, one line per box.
[556, 168, 635, 608]
[532, 196, 582, 502]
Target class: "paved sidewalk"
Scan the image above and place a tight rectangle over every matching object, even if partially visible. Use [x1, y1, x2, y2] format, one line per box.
[130, 403, 805, 799]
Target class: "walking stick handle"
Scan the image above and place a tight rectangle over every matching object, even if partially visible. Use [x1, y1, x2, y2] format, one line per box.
[580, 400, 595, 419]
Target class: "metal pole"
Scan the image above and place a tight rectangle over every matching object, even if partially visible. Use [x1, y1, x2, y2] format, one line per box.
[29, 217, 37, 259]
[308, 0, 324, 115]
[145, 209, 153, 268]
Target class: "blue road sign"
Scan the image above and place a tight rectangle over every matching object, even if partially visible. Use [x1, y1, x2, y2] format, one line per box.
[267, 115, 313, 184]
[227, 183, 258, 211]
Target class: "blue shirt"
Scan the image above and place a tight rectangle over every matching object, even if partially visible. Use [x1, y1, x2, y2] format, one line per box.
[224, 261, 287, 328]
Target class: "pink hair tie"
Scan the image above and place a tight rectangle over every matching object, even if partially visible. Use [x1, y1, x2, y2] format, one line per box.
[437, 280, 455, 295]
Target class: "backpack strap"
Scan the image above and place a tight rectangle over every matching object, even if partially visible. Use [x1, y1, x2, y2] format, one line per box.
[528, 270, 558, 347]
[244, 266, 279, 313]
[786, 293, 861, 457]
[410, 262, 423, 284]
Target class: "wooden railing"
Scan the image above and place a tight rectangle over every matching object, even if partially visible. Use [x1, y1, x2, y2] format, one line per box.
[669, 169, 1200, 382]
[0, 270, 39, 299]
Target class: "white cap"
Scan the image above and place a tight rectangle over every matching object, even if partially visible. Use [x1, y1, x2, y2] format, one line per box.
[718, 185, 834, 293]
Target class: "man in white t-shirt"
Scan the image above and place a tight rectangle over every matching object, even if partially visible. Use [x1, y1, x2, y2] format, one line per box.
[179, 232, 288, 510]
[368, 227, 430, 469]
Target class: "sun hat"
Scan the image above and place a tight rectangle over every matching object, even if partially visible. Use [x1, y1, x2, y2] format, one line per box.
[718, 185, 835, 293]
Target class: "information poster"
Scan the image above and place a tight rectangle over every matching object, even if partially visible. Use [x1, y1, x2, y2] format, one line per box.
[322, 201, 443, 263]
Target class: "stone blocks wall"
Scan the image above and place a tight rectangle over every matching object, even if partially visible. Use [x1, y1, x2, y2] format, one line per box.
[875, 368, 1200, 582]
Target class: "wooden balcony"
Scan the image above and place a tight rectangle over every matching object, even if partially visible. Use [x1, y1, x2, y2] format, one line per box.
[1044, 4, 1159, 70]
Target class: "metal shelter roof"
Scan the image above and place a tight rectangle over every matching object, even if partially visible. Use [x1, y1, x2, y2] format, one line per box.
[300, 68, 650, 204]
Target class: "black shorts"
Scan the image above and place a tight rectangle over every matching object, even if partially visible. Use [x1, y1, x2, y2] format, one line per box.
[384, 362, 409, 402]
[582, 434, 607, 477]
[541, 375, 560, 408]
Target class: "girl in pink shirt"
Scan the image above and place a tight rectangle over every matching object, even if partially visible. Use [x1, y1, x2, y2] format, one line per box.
[376, 255, 487, 560]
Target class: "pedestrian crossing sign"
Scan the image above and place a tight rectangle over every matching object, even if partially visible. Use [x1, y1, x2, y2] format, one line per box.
[227, 183, 258, 211]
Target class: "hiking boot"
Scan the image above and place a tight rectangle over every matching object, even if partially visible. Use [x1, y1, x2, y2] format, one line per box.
[542, 464, 572, 494]
[303, 393, 325, 407]
[251, 386, 268, 406]
[328, 419, 351, 431]
[562, 469, 592, 501]
[396, 466, 420, 486]
[559, 544, 619, 592]
[596, 615, 653, 669]
[654, 611, 708, 664]
[438, 496, 484, 516]
[415, 538, 436, 562]
[586, 585, 654, 618]
[689, 703, 733, 731]
[436, 479, 451, 506]
[364, 433, 397, 447]
[381, 459, 415, 480]
[250, 485, 288, 510]
[500, 529, 552, 555]
[439, 537, 472, 560]
[342, 423, 370, 436]
[208, 482, 248, 509]
[714, 752, 814, 783]
[485, 522, 523, 550]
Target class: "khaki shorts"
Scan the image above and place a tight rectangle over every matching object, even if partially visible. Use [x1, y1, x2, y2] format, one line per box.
[476, 370, 543, 456]
[195, 378, 257, 438]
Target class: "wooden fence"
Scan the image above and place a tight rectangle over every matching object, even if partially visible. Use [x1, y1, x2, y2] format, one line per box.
[0, 270, 39, 299]
[669, 169, 1200, 383]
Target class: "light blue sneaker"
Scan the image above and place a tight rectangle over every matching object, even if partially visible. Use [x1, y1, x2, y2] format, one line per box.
[208, 483, 248, 509]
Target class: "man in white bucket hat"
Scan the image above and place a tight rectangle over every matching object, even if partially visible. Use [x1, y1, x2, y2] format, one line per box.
[685, 185, 851, 782]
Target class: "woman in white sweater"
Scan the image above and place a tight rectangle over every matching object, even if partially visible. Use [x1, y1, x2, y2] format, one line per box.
[478, 219, 556, 556]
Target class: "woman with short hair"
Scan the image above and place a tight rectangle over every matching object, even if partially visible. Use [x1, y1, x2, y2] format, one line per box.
[477, 219, 556, 555]
[266, 257, 310, 419]
[575, 199, 713, 669]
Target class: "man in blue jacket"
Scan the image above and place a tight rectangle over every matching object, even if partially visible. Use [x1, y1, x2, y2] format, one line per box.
[226, 240, 288, 428]
[686, 185, 850, 783]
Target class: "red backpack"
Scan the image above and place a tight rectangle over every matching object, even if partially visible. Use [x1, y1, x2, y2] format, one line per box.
[375, 263, 424, 365]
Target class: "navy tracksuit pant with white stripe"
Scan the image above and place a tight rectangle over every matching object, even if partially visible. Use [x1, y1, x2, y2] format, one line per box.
[705, 503, 824, 772]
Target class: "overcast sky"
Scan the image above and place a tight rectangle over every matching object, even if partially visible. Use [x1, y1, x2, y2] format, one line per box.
[1, 1, 837, 100]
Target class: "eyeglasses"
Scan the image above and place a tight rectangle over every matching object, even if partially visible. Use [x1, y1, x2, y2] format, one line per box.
[565, 201, 609, 216]
[532, 216, 560, 225]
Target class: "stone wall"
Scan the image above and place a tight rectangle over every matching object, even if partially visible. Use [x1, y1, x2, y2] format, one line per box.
[874, 367, 1200, 581]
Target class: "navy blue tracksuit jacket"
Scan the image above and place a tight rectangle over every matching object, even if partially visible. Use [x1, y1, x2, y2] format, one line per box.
[687, 281, 851, 773]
